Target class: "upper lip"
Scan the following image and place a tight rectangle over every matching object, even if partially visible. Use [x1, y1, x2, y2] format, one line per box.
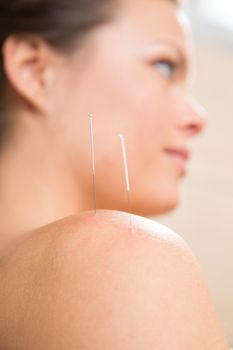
[164, 147, 190, 161]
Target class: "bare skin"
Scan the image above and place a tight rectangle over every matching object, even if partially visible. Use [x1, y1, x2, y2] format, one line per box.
[0, 211, 229, 349]
[0, 0, 229, 348]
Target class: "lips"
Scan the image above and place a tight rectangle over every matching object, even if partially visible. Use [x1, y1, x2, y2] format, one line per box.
[164, 147, 190, 174]
[165, 148, 190, 161]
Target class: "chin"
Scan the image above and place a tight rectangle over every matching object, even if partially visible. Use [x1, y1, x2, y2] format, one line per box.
[133, 202, 179, 218]
[131, 190, 181, 218]
[96, 181, 181, 218]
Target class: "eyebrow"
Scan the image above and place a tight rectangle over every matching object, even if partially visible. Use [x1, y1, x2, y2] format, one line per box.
[150, 39, 189, 66]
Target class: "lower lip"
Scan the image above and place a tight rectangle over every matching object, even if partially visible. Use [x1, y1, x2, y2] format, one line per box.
[164, 151, 188, 175]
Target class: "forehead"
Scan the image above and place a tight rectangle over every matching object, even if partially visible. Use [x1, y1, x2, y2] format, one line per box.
[112, 0, 192, 51]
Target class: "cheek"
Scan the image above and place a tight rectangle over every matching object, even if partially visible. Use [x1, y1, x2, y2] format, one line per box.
[90, 64, 169, 148]
[72, 61, 174, 176]
[93, 69, 176, 191]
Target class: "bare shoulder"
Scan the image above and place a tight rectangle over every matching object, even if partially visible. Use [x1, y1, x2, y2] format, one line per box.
[0, 210, 229, 349]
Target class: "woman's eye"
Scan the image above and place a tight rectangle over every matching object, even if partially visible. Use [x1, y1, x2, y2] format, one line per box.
[154, 60, 176, 79]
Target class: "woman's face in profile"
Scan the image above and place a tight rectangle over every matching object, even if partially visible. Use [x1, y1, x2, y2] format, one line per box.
[52, 0, 207, 216]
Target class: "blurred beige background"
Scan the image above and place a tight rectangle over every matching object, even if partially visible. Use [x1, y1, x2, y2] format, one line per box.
[157, 2, 233, 345]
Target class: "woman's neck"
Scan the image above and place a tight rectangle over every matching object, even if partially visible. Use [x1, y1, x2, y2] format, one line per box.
[0, 126, 88, 250]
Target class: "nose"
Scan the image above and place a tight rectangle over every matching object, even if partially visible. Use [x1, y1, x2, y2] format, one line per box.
[179, 95, 208, 136]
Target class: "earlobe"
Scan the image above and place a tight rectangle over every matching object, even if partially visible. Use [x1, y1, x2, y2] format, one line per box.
[2, 35, 53, 112]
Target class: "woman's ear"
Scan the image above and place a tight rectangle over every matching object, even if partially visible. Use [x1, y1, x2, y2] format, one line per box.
[2, 35, 55, 112]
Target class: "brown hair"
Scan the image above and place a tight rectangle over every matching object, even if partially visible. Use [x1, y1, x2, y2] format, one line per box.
[0, 0, 118, 143]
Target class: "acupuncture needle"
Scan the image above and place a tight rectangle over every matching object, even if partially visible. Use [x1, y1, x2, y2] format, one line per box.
[119, 134, 134, 232]
[88, 114, 96, 214]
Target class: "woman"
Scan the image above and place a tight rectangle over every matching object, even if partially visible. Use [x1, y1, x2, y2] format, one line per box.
[0, 0, 229, 348]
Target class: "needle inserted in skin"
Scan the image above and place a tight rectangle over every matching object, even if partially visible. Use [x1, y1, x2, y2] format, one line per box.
[89, 114, 96, 214]
[119, 134, 133, 231]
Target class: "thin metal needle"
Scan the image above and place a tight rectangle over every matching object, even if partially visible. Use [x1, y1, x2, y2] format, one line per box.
[89, 114, 96, 214]
[119, 134, 133, 231]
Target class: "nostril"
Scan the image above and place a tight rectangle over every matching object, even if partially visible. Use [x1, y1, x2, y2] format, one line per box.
[188, 122, 203, 135]
[188, 110, 207, 135]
